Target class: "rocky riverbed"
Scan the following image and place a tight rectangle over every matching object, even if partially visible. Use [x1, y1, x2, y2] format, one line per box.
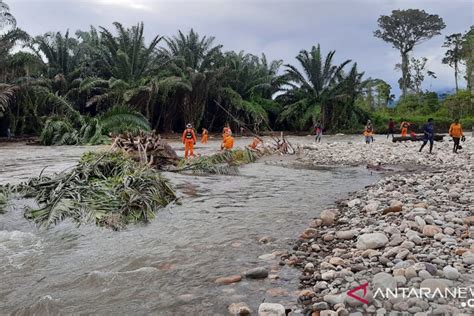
[279, 138, 473, 316]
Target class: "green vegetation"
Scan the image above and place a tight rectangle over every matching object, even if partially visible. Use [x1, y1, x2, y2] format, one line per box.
[0, 3, 472, 137]
[13, 151, 176, 229]
[177, 149, 258, 175]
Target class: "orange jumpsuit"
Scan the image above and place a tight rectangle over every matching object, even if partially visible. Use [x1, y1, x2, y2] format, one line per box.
[400, 122, 410, 137]
[249, 137, 261, 149]
[222, 134, 234, 150]
[182, 128, 197, 158]
[201, 129, 209, 144]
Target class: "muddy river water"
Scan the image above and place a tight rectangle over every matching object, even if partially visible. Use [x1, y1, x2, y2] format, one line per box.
[0, 136, 378, 315]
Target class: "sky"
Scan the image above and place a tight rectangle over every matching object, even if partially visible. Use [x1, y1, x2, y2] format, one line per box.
[6, 0, 474, 97]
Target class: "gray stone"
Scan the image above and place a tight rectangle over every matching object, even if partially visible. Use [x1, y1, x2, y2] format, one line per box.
[442, 266, 459, 280]
[258, 303, 285, 316]
[418, 270, 432, 280]
[228, 302, 252, 315]
[336, 230, 357, 240]
[356, 233, 388, 250]
[323, 294, 344, 305]
[244, 267, 268, 279]
[373, 272, 396, 291]
[312, 302, 329, 311]
[419, 278, 453, 291]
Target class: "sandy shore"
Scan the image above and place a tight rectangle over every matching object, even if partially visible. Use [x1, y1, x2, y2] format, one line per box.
[275, 137, 474, 316]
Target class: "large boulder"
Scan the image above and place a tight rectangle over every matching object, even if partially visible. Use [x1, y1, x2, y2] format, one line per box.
[356, 233, 388, 250]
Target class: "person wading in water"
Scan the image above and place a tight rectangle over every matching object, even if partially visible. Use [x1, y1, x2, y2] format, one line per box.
[182, 123, 197, 159]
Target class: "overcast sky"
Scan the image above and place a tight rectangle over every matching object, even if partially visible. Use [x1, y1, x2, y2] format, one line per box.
[7, 0, 473, 96]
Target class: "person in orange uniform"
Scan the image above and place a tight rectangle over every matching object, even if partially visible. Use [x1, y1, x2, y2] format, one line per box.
[182, 123, 197, 158]
[248, 136, 262, 149]
[201, 128, 209, 144]
[449, 119, 464, 153]
[400, 120, 410, 137]
[221, 132, 234, 150]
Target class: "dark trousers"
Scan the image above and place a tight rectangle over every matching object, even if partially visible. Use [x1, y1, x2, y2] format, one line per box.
[453, 137, 460, 152]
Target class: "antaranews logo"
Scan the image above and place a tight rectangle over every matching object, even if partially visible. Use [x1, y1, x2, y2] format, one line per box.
[347, 282, 370, 305]
[346, 283, 474, 308]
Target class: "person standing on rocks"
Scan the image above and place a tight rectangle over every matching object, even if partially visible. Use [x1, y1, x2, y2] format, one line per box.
[364, 120, 374, 144]
[314, 121, 323, 143]
[419, 118, 435, 154]
[400, 119, 410, 137]
[387, 118, 395, 139]
[448, 119, 464, 153]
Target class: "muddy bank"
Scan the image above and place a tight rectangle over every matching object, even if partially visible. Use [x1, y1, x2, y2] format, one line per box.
[283, 137, 473, 315]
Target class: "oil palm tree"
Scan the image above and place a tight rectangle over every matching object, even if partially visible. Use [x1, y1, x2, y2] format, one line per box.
[160, 29, 223, 128]
[277, 44, 352, 130]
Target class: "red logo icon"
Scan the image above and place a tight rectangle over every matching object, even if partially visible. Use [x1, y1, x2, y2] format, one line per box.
[347, 282, 369, 305]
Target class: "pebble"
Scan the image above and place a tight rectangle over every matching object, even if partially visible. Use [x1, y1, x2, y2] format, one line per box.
[287, 140, 473, 315]
[244, 267, 268, 279]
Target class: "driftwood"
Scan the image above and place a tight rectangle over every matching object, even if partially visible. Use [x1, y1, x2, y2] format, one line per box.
[111, 131, 179, 167]
[392, 134, 444, 143]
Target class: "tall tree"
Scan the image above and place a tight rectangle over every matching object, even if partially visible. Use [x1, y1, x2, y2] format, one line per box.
[442, 33, 464, 92]
[374, 9, 445, 96]
[277, 45, 363, 130]
[461, 27, 474, 93]
[160, 29, 223, 128]
[0, 0, 15, 30]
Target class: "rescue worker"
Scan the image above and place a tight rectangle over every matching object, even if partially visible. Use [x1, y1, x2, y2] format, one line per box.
[182, 123, 197, 159]
[249, 136, 262, 149]
[221, 132, 234, 150]
[419, 118, 434, 154]
[449, 119, 464, 153]
[400, 120, 410, 137]
[363, 120, 374, 144]
[201, 128, 209, 144]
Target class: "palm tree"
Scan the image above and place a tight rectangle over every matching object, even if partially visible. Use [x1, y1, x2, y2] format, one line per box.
[277, 44, 353, 130]
[160, 29, 223, 128]
[212, 51, 283, 131]
[96, 22, 162, 82]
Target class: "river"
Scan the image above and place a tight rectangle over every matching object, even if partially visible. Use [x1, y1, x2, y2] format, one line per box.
[0, 136, 378, 315]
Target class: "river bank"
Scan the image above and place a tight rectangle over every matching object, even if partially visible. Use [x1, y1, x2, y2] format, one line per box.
[0, 136, 379, 315]
[282, 137, 473, 315]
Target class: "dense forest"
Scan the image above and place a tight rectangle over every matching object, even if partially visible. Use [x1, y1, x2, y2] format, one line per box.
[0, 1, 473, 144]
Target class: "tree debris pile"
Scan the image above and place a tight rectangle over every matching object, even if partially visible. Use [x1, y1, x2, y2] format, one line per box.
[111, 131, 179, 167]
[176, 149, 258, 175]
[12, 151, 176, 230]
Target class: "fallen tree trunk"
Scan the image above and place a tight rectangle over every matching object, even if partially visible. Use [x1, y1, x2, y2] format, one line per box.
[392, 134, 445, 143]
